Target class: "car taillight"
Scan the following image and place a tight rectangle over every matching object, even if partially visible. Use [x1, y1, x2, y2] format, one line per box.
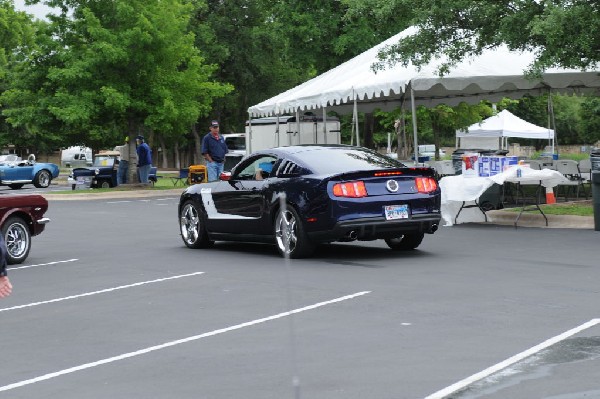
[333, 181, 367, 198]
[415, 177, 438, 193]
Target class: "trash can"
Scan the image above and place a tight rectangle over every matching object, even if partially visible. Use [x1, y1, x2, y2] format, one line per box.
[590, 149, 600, 231]
[188, 165, 207, 184]
[592, 172, 600, 232]
[591, 148, 600, 172]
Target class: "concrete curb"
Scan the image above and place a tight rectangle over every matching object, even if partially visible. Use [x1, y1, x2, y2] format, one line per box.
[482, 210, 595, 229]
[42, 188, 185, 201]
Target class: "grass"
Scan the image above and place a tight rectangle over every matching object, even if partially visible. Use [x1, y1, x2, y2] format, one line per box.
[51, 172, 184, 194]
[505, 200, 593, 216]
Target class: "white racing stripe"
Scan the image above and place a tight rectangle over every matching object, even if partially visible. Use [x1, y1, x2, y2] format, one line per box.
[425, 318, 600, 399]
[8, 259, 79, 271]
[0, 290, 370, 392]
[0, 272, 205, 313]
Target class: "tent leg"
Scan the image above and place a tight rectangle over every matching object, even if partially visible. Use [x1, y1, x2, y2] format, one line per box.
[410, 87, 419, 164]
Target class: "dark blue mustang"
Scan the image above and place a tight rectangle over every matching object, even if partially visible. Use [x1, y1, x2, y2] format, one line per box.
[178, 145, 441, 258]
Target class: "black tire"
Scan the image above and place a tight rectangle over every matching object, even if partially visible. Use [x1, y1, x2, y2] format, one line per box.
[385, 233, 425, 251]
[99, 180, 111, 189]
[2, 216, 31, 264]
[8, 184, 24, 190]
[274, 205, 315, 259]
[33, 169, 52, 188]
[71, 184, 76, 190]
[179, 200, 213, 248]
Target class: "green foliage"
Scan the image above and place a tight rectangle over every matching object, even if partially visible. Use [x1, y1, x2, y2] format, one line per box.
[364, 0, 600, 76]
[2, 0, 231, 151]
[580, 97, 600, 145]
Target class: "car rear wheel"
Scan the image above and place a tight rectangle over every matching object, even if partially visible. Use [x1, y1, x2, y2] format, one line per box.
[385, 233, 425, 251]
[8, 184, 24, 190]
[33, 170, 52, 188]
[274, 206, 315, 259]
[179, 200, 213, 248]
[2, 216, 31, 264]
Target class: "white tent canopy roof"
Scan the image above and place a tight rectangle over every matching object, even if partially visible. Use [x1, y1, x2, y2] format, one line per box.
[248, 26, 600, 117]
[456, 109, 554, 139]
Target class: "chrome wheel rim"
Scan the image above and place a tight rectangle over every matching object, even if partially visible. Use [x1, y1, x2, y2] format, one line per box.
[6, 224, 28, 259]
[39, 171, 50, 187]
[275, 210, 297, 254]
[180, 204, 199, 245]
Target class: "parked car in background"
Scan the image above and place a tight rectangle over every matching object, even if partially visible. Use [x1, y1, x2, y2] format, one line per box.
[418, 145, 446, 158]
[179, 144, 441, 258]
[68, 151, 158, 189]
[223, 133, 246, 172]
[0, 195, 50, 264]
[61, 146, 93, 168]
[0, 154, 60, 189]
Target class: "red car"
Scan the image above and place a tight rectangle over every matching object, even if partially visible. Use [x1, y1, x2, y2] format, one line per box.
[0, 195, 50, 264]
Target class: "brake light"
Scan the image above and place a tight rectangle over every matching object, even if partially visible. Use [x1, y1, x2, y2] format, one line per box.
[415, 177, 438, 193]
[374, 171, 403, 177]
[333, 181, 367, 197]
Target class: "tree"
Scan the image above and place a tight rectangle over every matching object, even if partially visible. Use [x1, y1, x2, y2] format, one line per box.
[3, 0, 231, 175]
[360, 0, 600, 76]
[580, 97, 600, 146]
[0, 1, 42, 153]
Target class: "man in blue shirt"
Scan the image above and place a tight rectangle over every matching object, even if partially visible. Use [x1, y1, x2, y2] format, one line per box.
[202, 120, 228, 181]
[135, 135, 153, 184]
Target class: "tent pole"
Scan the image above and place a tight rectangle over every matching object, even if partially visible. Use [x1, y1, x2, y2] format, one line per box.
[275, 113, 280, 147]
[322, 107, 327, 144]
[247, 113, 253, 155]
[354, 96, 360, 146]
[410, 87, 419, 164]
[296, 109, 300, 145]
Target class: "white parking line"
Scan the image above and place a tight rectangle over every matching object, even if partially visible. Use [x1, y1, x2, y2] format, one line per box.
[8, 259, 79, 271]
[0, 291, 370, 392]
[0, 272, 205, 313]
[425, 318, 600, 399]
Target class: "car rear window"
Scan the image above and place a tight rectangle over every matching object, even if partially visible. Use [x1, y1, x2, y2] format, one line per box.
[297, 147, 406, 175]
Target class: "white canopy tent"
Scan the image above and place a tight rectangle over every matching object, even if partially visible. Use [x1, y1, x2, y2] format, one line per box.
[247, 26, 600, 161]
[456, 109, 555, 151]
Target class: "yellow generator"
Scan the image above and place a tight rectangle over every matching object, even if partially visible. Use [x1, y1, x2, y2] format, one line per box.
[188, 165, 207, 185]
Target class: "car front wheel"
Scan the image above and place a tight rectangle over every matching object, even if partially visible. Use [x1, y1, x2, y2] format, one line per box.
[179, 200, 213, 248]
[33, 170, 52, 188]
[385, 233, 425, 251]
[2, 217, 31, 264]
[274, 206, 315, 259]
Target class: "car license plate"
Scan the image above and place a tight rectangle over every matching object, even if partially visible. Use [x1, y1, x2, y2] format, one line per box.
[384, 204, 409, 220]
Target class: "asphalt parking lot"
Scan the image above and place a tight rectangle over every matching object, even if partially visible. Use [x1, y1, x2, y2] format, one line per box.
[1, 193, 599, 398]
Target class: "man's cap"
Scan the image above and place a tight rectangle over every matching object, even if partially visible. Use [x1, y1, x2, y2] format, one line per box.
[210, 120, 219, 127]
[135, 135, 144, 141]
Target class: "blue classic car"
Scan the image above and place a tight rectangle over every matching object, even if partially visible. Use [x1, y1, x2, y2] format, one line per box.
[0, 155, 60, 189]
[68, 151, 158, 189]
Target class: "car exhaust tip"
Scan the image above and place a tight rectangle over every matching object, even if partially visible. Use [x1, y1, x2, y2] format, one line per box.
[347, 230, 358, 240]
[427, 224, 438, 234]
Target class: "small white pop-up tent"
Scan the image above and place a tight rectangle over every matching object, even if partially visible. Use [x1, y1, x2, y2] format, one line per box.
[456, 109, 554, 150]
[248, 26, 600, 160]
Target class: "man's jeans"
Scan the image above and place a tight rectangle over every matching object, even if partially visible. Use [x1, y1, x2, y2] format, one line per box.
[138, 164, 151, 183]
[117, 160, 129, 185]
[207, 161, 224, 182]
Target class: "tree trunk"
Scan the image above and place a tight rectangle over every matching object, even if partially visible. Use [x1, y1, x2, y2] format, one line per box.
[191, 124, 203, 165]
[158, 134, 168, 168]
[174, 141, 181, 169]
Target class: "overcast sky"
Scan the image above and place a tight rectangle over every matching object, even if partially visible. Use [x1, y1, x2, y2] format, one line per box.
[13, 0, 55, 20]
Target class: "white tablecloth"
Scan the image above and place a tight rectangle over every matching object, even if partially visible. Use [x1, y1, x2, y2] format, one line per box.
[440, 166, 568, 226]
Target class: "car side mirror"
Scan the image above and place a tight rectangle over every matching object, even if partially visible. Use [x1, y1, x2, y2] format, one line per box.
[219, 171, 232, 181]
